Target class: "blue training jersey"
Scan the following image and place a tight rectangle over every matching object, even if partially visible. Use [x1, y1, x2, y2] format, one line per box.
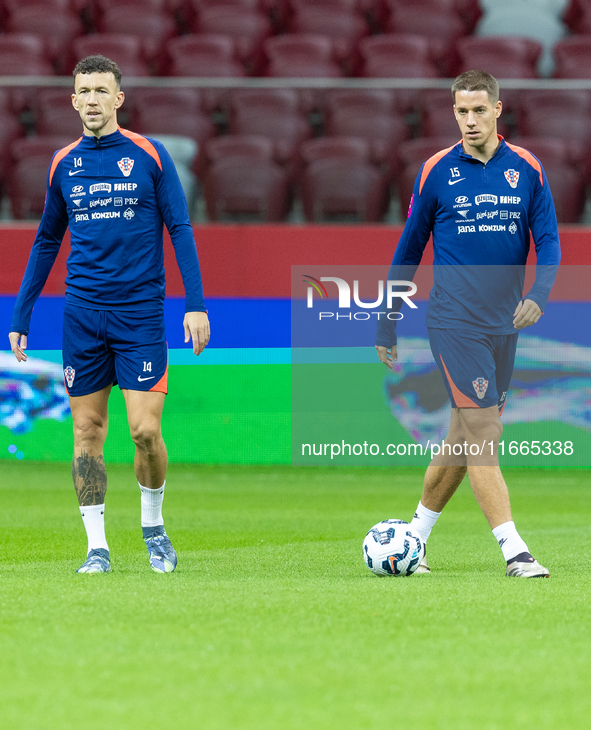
[376, 137, 561, 347]
[11, 127, 206, 336]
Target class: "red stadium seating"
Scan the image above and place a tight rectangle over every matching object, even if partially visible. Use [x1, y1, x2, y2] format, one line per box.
[323, 88, 399, 119]
[130, 88, 203, 127]
[457, 36, 542, 79]
[554, 36, 591, 78]
[190, 6, 272, 74]
[97, 8, 178, 69]
[301, 158, 389, 222]
[165, 34, 246, 78]
[230, 109, 312, 168]
[299, 136, 371, 165]
[73, 35, 151, 77]
[203, 158, 291, 221]
[0, 111, 24, 185]
[386, 7, 466, 75]
[204, 134, 275, 180]
[326, 107, 410, 178]
[515, 90, 591, 178]
[7, 157, 51, 219]
[289, 7, 369, 70]
[6, 8, 85, 74]
[229, 88, 303, 118]
[264, 34, 343, 76]
[359, 33, 439, 78]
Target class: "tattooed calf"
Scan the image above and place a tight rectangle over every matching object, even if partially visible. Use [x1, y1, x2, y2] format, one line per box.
[72, 451, 107, 506]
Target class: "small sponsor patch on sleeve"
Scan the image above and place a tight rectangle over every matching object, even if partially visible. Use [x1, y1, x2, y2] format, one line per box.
[407, 194, 414, 218]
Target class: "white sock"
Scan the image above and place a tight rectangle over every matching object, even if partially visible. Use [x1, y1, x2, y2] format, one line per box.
[139, 481, 165, 527]
[79, 504, 109, 554]
[492, 521, 530, 562]
[410, 501, 441, 544]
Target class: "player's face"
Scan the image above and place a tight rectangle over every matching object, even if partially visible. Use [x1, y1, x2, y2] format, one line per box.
[72, 72, 124, 138]
[453, 90, 502, 151]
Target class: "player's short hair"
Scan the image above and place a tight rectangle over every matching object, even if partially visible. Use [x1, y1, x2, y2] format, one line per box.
[451, 70, 499, 104]
[73, 55, 122, 88]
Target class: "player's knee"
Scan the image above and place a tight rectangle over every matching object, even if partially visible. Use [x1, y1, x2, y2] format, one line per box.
[130, 420, 162, 451]
[73, 413, 107, 447]
[459, 408, 502, 443]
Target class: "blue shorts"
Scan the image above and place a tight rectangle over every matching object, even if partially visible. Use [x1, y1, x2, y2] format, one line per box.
[62, 304, 168, 397]
[428, 328, 518, 412]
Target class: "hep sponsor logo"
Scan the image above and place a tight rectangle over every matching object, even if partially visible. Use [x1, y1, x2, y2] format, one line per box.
[500, 196, 521, 204]
[303, 275, 417, 321]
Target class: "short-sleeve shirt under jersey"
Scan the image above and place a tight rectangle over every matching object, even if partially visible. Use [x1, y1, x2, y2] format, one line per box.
[375, 137, 561, 348]
[11, 127, 205, 336]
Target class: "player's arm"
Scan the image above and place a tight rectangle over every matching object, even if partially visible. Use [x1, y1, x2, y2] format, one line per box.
[375, 164, 437, 368]
[514, 166, 561, 330]
[9, 160, 68, 361]
[153, 143, 210, 355]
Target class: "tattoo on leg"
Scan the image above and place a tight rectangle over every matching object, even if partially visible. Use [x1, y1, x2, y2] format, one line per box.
[72, 451, 107, 506]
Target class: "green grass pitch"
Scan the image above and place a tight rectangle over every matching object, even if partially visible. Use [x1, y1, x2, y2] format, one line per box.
[1, 462, 589, 729]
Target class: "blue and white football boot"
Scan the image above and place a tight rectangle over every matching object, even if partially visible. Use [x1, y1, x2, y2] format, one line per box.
[143, 525, 177, 573]
[76, 548, 111, 574]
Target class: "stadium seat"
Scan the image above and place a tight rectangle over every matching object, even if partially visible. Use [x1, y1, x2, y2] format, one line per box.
[301, 158, 389, 223]
[205, 134, 275, 165]
[228, 88, 303, 119]
[6, 8, 85, 74]
[288, 7, 369, 71]
[326, 107, 410, 178]
[0, 111, 25, 185]
[166, 33, 237, 70]
[553, 36, 591, 78]
[456, 36, 542, 78]
[148, 133, 199, 209]
[97, 8, 179, 70]
[386, 7, 466, 75]
[7, 156, 51, 219]
[385, 0, 480, 32]
[10, 135, 76, 164]
[514, 89, 591, 178]
[507, 137, 583, 170]
[396, 137, 459, 218]
[359, 33, 439, 80]
[130, 88, 203, 128]
[299, 136, 371, 165]
[230, 109, 312, 168]
[72, 35, 151, 77]
[203, 158, 291, 221]
[264, 34, 343, 76]
[133, 109, 216, 176]
[190, 6, 272, 74]
[475, 3, 567, 77]
[94, 0, 171, 13]
[323, 88, 399, 119]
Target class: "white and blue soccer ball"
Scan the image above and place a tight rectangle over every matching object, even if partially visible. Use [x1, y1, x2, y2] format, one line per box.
[363, 519, 425, 576]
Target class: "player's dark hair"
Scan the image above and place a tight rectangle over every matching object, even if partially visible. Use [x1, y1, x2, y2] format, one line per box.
[451, 70, 499, 104]
[73, 55, 122, 87]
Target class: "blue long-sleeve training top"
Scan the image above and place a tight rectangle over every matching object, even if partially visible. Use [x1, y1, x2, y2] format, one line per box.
[376, 137, 561, 347]
[11, 127, 206, 335]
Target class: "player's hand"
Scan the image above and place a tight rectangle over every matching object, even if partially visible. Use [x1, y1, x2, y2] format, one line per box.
[9, 332, 28, 362]
[375, 344, 397, 369]
[513, 299, 542, 330]
[184, 311, 210, 355]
